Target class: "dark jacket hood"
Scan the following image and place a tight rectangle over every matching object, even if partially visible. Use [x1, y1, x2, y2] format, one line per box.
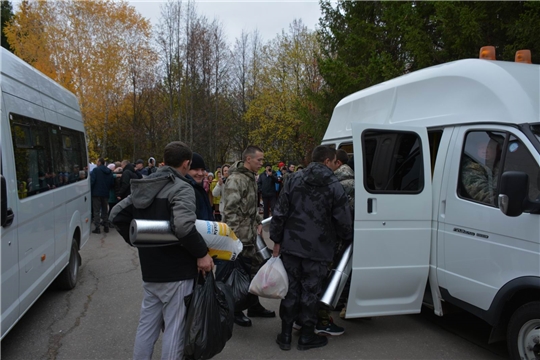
[123, 163, 136, 173]
[302, 162, 339, 187]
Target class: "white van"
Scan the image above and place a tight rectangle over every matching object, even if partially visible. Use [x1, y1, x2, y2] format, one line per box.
[322, 55, 539, 358]
[1, 48, 91, 339]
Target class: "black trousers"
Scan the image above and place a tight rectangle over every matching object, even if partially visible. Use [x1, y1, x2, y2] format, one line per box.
[279, 253, 328, 328]
[92, 196, 109, 227]
[262, 195, 275, 219]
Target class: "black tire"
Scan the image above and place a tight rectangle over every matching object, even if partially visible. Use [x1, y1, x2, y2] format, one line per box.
[507, 301, 540, 360]
[54, 238, 80, 290]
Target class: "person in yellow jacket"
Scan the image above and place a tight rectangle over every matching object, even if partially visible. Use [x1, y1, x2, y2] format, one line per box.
[210, 169, 221, 220]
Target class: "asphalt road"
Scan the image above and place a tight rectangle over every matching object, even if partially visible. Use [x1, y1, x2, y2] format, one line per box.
[1, 228, 509, 360]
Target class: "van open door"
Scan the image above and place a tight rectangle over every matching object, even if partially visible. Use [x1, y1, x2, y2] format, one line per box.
[347, 123, 432, 318]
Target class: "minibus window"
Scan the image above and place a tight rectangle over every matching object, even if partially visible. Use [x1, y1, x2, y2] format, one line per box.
[362, 131, 424, 194]
[10, 113, 88, 198]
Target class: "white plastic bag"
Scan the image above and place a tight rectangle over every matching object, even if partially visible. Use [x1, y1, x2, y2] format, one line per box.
[249, 256, 289, 299]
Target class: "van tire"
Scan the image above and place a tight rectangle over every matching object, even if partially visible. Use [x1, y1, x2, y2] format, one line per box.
[507, 301, 540, 360]
[55, 238, 80, 290]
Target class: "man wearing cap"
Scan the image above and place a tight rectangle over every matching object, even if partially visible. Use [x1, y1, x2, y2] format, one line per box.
[186, 153, 215, 221]
[135, 159, 145, 179]
[142, 157, 158, 177]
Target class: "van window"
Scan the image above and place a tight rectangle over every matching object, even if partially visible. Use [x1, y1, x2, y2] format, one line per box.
[362, 131, 424, 193]
[10, 113, 88, 199]
[459, 131, 505, 206]
[503, 135, 540, 204]
[459, 130, 540, 207]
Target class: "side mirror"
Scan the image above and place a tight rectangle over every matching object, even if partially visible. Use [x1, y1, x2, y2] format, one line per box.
[1, 175, 14, 227]
[498, 171, 540, 217]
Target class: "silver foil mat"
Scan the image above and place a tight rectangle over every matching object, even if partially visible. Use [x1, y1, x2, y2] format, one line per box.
[319, 244, 353, 310]
[130, 219, 179, 247]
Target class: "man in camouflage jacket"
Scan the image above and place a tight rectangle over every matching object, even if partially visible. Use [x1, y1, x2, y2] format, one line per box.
[461, 138, 501, 206]
[271, 145, 353, 351]
[334, 149, 355, 212]
[222, 145, 275, 326]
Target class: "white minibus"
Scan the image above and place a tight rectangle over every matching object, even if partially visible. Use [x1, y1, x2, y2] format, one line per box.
[322, 50, 539, 359]
[1, 48, 91, 339]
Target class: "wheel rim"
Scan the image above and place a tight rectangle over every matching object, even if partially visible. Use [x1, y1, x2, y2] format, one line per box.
[518, 319, 540, 360]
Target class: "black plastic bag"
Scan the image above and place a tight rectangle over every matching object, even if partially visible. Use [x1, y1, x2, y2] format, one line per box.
[184, 272, 234, 360]
[215, 257, 258, 312]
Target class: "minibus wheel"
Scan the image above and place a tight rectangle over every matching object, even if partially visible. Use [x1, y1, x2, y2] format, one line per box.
[507, 301, 540, 360]
[55, 238, 80, 290]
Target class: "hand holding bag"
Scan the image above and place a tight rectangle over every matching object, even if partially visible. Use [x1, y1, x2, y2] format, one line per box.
[249, 256, 289, 299]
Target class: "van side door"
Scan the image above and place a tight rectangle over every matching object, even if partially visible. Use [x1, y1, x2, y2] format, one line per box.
[347, 123, 432, 317]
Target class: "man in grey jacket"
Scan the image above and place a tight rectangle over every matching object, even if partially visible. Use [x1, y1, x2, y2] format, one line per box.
[110, 141, 213, 360]
[271, 145, 353, 351]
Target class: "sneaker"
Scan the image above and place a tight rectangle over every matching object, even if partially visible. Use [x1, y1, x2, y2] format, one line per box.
[293, 322, 302, 331]
[315, 321, 345, 336]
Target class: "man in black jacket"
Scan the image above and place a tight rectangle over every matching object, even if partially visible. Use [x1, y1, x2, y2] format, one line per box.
[90, 158, 114, 234]
[186, 152, 214, 221]
[270, 145, 353, 351]
[116, 160, 138, 200]
[257, 163, 278, 219]
[110, 141, 213, 360]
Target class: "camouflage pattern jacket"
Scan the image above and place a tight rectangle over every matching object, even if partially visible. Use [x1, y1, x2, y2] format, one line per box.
[334, 164, 355, 211]
[461, 156, 500, 205]
[222, 161, 263, 247]
[270, 162, 353, 262]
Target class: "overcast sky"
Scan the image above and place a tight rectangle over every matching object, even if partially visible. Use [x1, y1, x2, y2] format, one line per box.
[129, 0, 323, 43]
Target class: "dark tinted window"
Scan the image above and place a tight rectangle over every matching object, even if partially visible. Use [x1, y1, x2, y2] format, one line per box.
[458, 130, 540, 208]
[362, 131, 424, 193]
[10, 113, 88, 199]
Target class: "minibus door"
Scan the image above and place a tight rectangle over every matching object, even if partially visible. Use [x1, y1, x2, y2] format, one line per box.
[347, 123, 432, 318]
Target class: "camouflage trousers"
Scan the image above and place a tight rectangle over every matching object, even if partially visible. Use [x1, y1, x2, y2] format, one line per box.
[279, 253, 328, 328]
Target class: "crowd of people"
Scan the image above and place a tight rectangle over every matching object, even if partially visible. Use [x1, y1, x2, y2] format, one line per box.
[88, 142, 356, 359]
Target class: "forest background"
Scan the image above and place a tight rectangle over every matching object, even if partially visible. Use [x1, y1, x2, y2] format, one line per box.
[1, 0, 539, 170]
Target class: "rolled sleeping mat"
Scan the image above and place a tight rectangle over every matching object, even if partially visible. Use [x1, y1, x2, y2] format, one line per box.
[319, 244, 353, 310]
[129, 219, 243, 261]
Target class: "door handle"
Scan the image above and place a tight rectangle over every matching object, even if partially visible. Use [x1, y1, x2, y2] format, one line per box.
[367, 198, 373, 214]
[3, 208, 14, 227]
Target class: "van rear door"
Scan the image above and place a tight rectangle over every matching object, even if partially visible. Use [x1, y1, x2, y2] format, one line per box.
[347, 123, 432, 318]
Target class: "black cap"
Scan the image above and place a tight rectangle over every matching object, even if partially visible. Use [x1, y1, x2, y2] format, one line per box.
[135, 159, 144, 165]
[190, 153, 206, 170]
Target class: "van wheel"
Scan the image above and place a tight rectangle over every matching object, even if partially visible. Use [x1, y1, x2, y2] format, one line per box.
[55, 238, 80, 290]
[507, 301, 540, 360]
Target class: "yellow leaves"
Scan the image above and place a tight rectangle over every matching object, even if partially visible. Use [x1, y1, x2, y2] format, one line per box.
[6, 0, 156, 158]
